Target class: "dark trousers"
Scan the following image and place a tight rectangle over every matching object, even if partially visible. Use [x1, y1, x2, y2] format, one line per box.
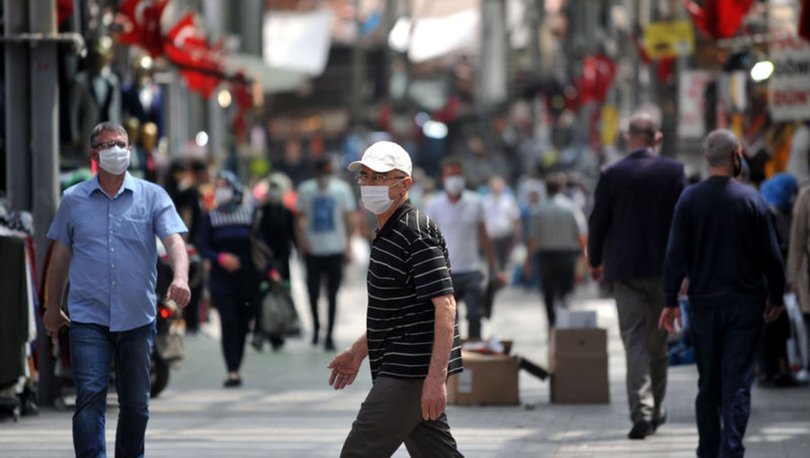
[213, 293, 254, 373]
[535, 250, 578, 327]
[341, 376, 463, 457]
[690, 302, 764, 458]
[451, 271, 484, 339]
[305, 254, 344, 341]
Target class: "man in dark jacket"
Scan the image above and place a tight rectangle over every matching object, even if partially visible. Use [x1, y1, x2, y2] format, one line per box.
[660, 129, 784, 458]
[588, 112, 685, 439]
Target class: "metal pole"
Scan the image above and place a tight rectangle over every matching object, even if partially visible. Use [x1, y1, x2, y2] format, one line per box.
[204, 0, 225, 163]
[350, 0, 366, 126]
[478, 0, 508, 116]
[29, 0, 60, 407]
[4, 0, 31, 209]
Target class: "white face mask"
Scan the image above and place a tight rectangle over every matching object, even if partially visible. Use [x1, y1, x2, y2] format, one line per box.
[361, 179, 404, 215]
[214, 187, 234, 206]
[444, 175, 466, 196]
[98, 146, 130, 175]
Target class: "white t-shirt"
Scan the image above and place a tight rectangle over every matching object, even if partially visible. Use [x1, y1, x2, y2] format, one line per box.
[296, 177, 356, 256]
[482, 191, 519, 239]
[425, 190, 484, 274]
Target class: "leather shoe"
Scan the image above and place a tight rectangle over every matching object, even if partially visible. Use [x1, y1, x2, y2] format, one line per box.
[628, 420, 653, 439]
[653, 411, 667, 432]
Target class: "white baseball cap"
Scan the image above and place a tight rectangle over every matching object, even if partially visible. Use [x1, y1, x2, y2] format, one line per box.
[348, 141, 412, 176]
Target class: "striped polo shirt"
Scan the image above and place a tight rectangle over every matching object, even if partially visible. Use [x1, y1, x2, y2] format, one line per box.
[367, 201, 463, 380]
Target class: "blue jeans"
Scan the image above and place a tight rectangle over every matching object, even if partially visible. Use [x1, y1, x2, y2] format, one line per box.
[69, 322, 155, 458]
[689, 302, 764, 458]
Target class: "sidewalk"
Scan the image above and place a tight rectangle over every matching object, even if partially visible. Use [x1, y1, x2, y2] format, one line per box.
[1, 270, 809, 457]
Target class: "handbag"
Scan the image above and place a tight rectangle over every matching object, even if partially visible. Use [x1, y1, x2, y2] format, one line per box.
[260, 284, 301, 338]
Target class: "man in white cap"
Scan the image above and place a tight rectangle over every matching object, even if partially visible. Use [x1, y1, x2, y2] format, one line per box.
[327, 141, 464, 457]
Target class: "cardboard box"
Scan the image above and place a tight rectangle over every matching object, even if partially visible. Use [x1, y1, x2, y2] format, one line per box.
[556, 309, 597, 329]
[447, 351, 519, 406]
[549, 328, 609, 404]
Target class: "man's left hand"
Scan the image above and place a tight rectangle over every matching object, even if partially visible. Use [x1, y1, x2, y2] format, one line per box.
[167, 278, 191, 308]
[658, 306, 682, 336]
[421, 375, 447, 421]
[764, 303, 784, 323]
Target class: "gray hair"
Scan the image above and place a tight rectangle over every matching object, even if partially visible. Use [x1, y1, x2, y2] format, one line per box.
[89, 122, 128, 148]
[705, 129, 739, 166]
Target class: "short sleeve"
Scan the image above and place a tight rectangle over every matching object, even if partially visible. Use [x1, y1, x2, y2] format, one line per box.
[410, 229, 454, 300]
[153, 187, 187, 239]
[341, 182, 356, 211]
[47, 194, 75, 247]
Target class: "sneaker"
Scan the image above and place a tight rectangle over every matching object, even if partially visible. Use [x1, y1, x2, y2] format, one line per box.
[223, 376, 242, 388]
[628, 420, 653, 439]
[324, 337, 336, 351]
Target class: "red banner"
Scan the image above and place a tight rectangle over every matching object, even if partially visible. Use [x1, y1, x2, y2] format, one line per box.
[683, 0, 754, 39]
[164, 13, 223, 98]
[117, 0, 168, 57]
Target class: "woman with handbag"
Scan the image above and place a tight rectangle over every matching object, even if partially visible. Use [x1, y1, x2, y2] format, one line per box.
[198, 170, 259, 387]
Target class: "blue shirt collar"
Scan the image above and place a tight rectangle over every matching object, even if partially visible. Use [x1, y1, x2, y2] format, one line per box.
[85, 172, 136, 198]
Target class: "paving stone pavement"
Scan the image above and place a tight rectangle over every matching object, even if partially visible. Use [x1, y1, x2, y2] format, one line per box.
[2, 259, 809, 457]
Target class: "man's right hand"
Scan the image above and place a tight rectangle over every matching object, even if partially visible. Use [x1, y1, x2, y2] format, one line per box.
[327, 347, 363, 390]
[589, 265, 604, 281]
[44, 307, 70, 342]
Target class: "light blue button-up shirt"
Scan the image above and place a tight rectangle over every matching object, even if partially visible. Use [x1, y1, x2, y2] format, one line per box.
[47, 173, 187, 331]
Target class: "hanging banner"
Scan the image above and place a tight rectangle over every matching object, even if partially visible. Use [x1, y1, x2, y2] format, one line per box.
[263, 9, 333, 76]
[644, 20, 695, 59]
[769, 35, 810, 121]
[678, 70, 712, 139]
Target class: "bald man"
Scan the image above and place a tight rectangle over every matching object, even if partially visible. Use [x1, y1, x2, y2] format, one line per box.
[660, 129, 784, 457]
[588, 112, 686, 439]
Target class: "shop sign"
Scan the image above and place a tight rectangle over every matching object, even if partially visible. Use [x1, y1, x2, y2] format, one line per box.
[769, 35, 810, 121]
[644, 20, 695, 59]
[678, 70, 712, 139]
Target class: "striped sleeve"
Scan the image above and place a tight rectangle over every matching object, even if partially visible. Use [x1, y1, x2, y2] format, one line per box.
[410, 235, 453, 300]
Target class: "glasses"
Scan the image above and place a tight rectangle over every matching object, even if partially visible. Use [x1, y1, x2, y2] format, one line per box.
[355, 173, 408, 185]
[93, 140, 129, 150]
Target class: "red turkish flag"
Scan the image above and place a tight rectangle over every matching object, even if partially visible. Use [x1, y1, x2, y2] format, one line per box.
[800, 0, 810, 42]
[684, 0, 754, 39]
[164, 13, 223, 98]
[117, 0, 168, 57]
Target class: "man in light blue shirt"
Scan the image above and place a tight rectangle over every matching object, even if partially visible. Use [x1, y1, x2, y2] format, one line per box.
[43, 121, 190, 458]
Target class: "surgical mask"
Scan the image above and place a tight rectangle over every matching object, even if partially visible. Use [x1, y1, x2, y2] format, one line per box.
[361, 180, 403, 215]
[98, 146, 130, 175]
[214, 187, 234, 206]
[444, 175, 466, 196]
[267, 188, 284, 203]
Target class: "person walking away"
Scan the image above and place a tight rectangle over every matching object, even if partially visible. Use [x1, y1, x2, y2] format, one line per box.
[426, 156, 504, 340]
[759, 173, 798, 386]
[328, 141, 463, 457]
[587, 112, 686, 439]
[252, 176, 297, 350]
[43, 121, 190, 457]
[296, 158, 356, 350]
[524, 172, 587, 329]
[197, 170, 259, 387]
[660, 129, 785, 457]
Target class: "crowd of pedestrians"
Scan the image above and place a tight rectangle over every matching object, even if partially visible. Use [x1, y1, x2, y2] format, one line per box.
[43, 116, 810, 456]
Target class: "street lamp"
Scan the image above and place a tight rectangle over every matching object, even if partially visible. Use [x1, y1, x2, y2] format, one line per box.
[750, 60, 774, 83]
